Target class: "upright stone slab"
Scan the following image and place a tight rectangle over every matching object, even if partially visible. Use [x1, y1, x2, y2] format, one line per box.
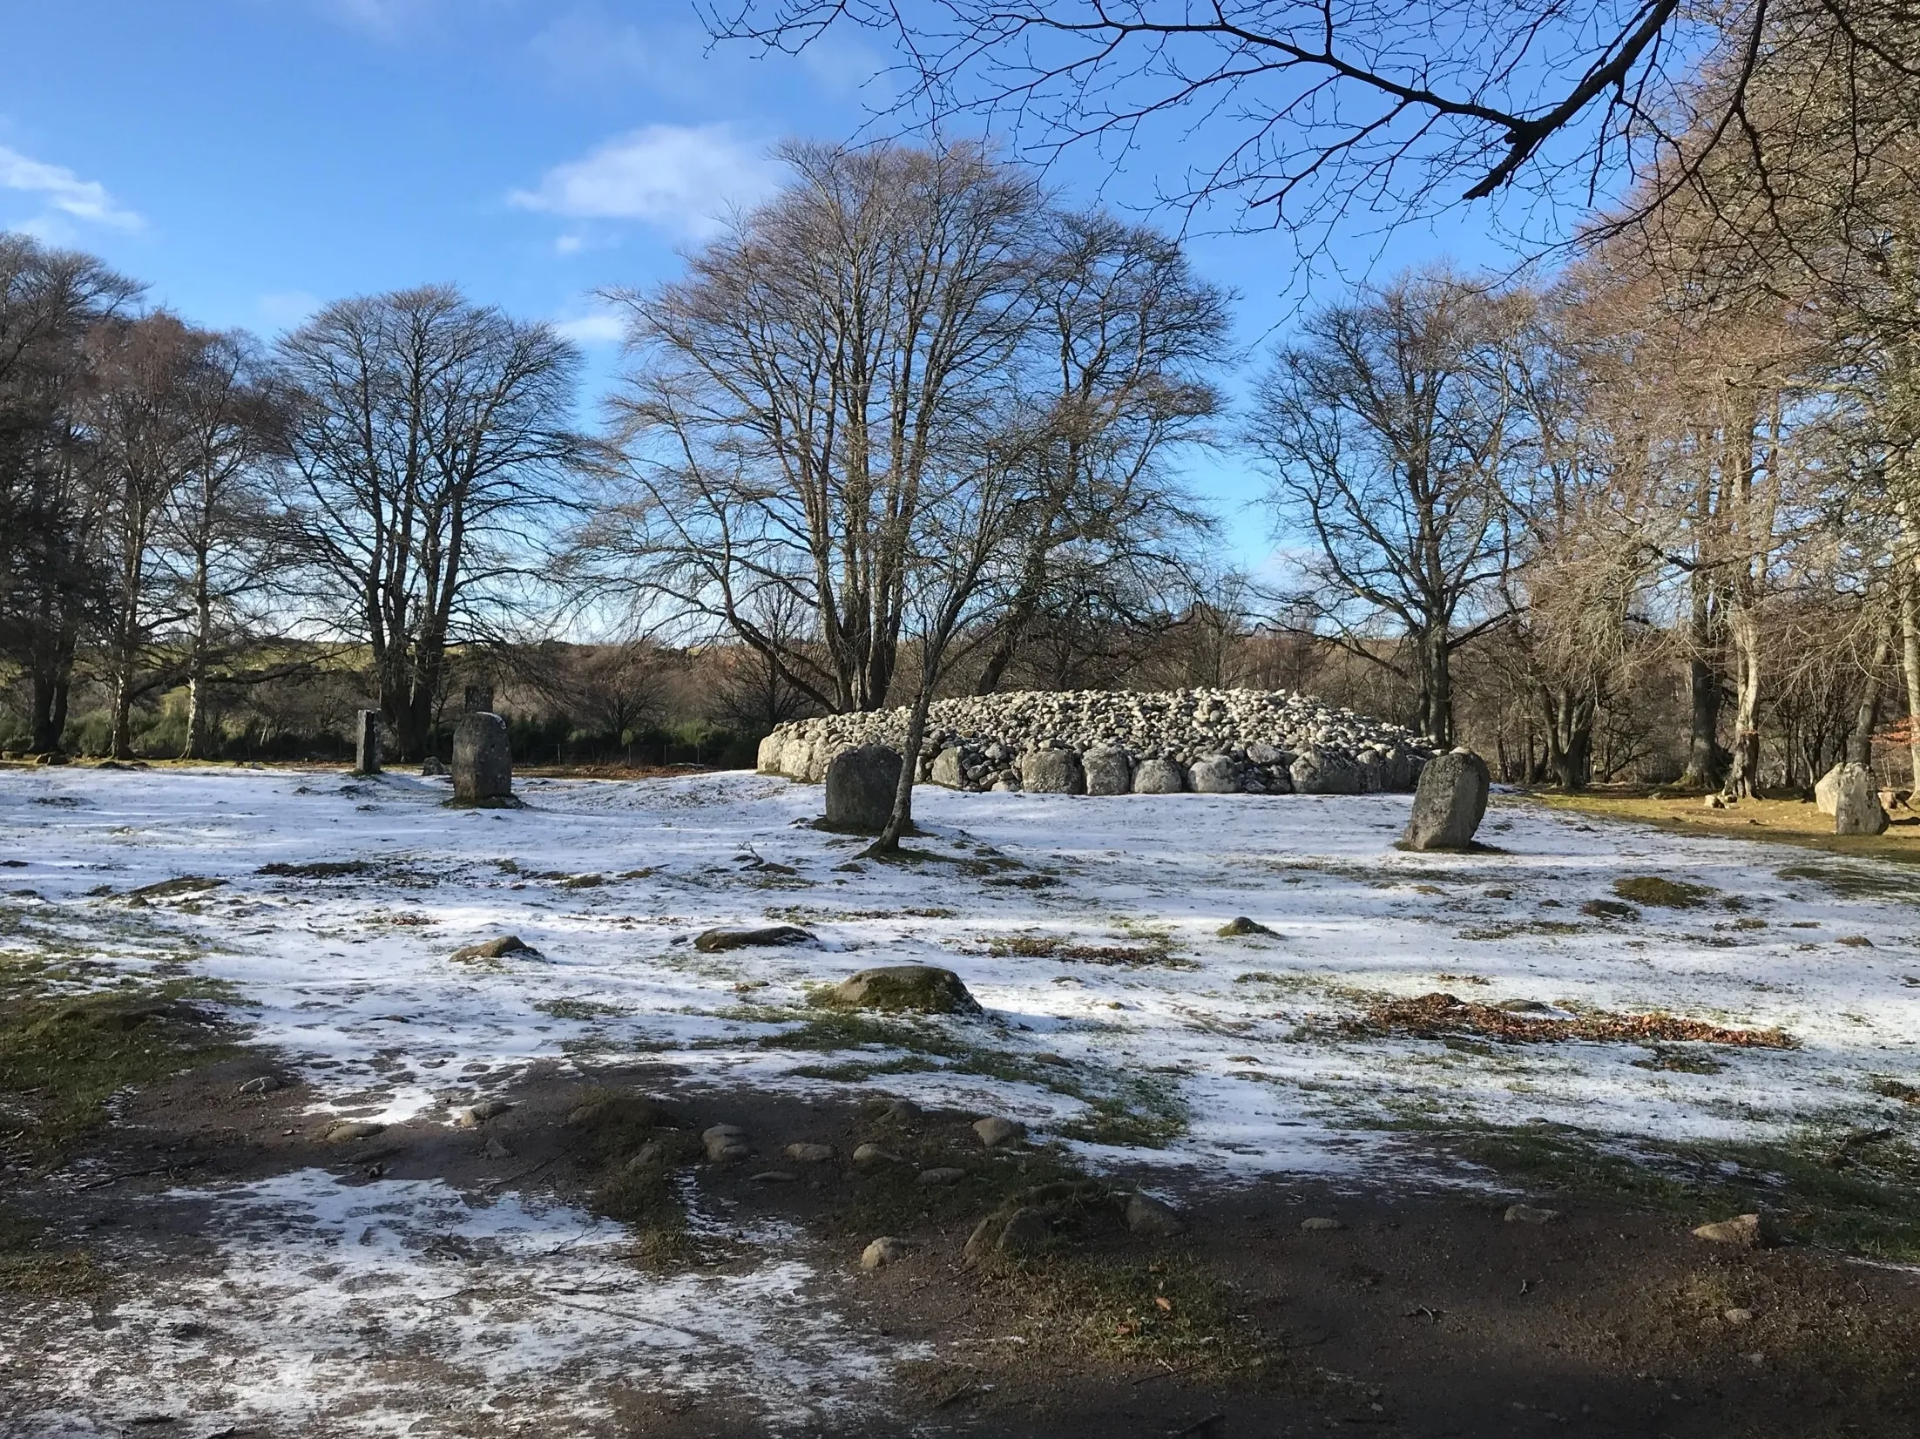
[1132, 757, 1186, 794]
[1020, 749, 1085, 795]
[1401, 748, 1490, 850]
[452, 712, 513, 805]
[1832, 762, 1889, 836]
[1082, 746, 1132, 796]
[352, 709, 382, 776]
[1189, 754, 1241, 793]
[930, 746, 965, 789]
[824, 744, 901, 832]
[1814, 763, 1843, 816]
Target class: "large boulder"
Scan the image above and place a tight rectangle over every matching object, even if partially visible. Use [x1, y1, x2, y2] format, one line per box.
[1020, 749, 1086, 795]
[1832, 763, 1890, 836]
[824, 744, 902, 833]
[1814, 763, 1843, 816]
[779, 734, 814, 779]
[1189, 754, 1241, 793]
[1132, 757, 1186, 794]
[930, 746, 965, 788]
[823, 964, 982, 1015]
[1082, 746, 1132, 796]
[451, 713, 513, 805]
[756, 732, 784, 774]
[1401, 748, 1490, 850]
[1290, 747, 1363, 795]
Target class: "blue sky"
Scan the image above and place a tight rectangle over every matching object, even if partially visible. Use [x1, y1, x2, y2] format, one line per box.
[0, 0, 1516, 575]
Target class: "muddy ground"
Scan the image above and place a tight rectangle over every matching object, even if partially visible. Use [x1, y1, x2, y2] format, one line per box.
[4, 1040, 1915, 1439]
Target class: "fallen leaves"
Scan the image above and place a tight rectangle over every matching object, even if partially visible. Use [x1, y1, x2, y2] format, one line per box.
[1342, 992, 1797, 1049]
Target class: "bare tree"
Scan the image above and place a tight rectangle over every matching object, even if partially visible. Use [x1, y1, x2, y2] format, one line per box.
[0, 236, 142, 752]
[710, 2, 1908, 266]
[277, 287, 585, 760]
[1247, 269, 1526, 745]
[968, 208, 1226, 692]
[592, 141, 1040, 716]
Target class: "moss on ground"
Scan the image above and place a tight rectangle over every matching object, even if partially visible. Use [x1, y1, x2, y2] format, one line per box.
[0, 935, 240, 1168]
[1613, 876, 1716, 908]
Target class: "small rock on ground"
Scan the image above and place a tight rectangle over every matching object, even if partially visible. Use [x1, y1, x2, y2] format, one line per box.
[322, 1121, 385, 1143]
[861, 1237, 909, 1270]
[918, 1167, 965, 1186]
[973, 1116, 1024, 1148]
[1125, 1192, 1187, 1237]
[1504, 1204, 1561, 1225]
[450, 935, 537, 962]
[454, 1099, 512, 1127]
[694, 925, 814, 953]
[784, 1142, 835, 1163]
[1693, 1213, 1772, 1248]
[852, 1143, 901, 1165]
[1299, 1216, 1345, 1232]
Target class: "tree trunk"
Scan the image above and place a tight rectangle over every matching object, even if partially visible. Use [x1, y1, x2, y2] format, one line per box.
[1721, 605, 1762, 800]
[1847, 627, 1894, 767]
[1903, 578, 1920, 791]
[1417, 628, 1453, 747]
[1541, 683, 1595, 790]
[185, 553, 214, 761]
[864, 675, 934, 856]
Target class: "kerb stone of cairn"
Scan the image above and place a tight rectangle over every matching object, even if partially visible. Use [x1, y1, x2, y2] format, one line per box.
[452, 712, 514, 805]
[1019, 749, 1086, 795]
[825, 744, 902, 833]
[353, 710, 382, 776]
[1081, 747, 1132, 796]
[1401, 748, 1490, 850]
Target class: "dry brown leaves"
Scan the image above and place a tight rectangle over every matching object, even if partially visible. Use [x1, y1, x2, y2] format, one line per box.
[1343, 992, 1797, 1049]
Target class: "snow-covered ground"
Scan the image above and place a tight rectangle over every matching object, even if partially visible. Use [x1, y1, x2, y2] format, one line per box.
[4, 764, 1919, 1431]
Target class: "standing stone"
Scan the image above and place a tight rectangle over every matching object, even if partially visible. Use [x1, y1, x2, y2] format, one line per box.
[930, 746, 965, 789]
[352, 710, 382, 776]
[452, 712, 513, 804]
[825, 744, 902, 832]
[1189, 754, 1241, 793]
[1020, 749, 1086, 795]
[1401, 748, 1490, 850]
[757, 732, 784, 774]
[1082, 747, 1132, 796]
[1132, 756, 1186, 794]
[1814, 763, 1844, 816]
[1832, 763, 1890, 836]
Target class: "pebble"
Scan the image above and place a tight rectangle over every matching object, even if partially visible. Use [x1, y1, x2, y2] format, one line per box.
[322, 1121, 385, 1143]
[1504, 1204, 1562, 1225]
[1125, 1192, 1188, 1238]
[973, 1117, 1024, 1148]
[1723, 1308, 1754, 1326]
[852, 1143, 901, 1165]
[1299, 1216, 1345, 1232]
[454, 1099, 512, 1127]
[918, 1167, 966, 1186]
[703, 1124, 751, 1163]
[1692, 1213, 1769, 1248]
[784, 1142, 836, 1164]
[883, 1098, 923, 1123]
[861, 1236, 909, 1270]
[237, 1074, 284, 1095]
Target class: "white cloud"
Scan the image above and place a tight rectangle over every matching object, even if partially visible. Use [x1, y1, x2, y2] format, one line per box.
[258, 290, 323, 328]
[509, 124, 784, 242]
[553, 310, 626, 346]
[0, 145, 142, 233]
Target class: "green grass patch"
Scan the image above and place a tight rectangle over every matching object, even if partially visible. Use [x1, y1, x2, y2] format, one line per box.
[1430, 1121, 1920, 1263]
[0, 952, 241, 1168]
[1613, 876, 1715, 908]
[0, 1208, 103, 1295]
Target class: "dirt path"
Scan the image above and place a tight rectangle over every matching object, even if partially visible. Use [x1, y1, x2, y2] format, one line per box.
[5, 1052, 1916, 1438]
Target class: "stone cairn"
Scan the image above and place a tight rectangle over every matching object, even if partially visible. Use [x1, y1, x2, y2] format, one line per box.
[758, 688, 1431, 796]
[352, 710, 382, 776]
[451, 712, 514, 806]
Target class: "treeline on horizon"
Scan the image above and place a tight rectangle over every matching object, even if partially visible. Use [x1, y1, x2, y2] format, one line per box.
[3, 7, 1917, 794]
